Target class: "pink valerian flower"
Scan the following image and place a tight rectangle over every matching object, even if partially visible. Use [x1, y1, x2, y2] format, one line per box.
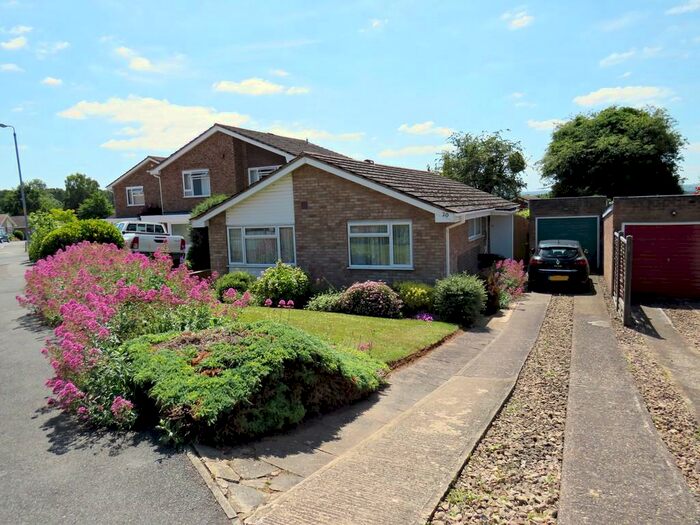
[278, 299, 286, 308]
[285, 300, 295, 309]
[494, 258, 527, 302]
[264, 298, 273, 307]
[222, 288, 238, 303]
[414, 313, 434, 322]
[110, 396, 134, 420]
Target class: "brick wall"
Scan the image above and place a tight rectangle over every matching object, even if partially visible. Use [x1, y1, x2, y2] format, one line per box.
[291, 165, 447, 286]
[112, 159, 162, 218]
[207, 213, 229, 276]
[448, 221, 487, 274]
[157, 131, 286, 213]
[610, 195, 700, 231]
[528, 196, 608, 245]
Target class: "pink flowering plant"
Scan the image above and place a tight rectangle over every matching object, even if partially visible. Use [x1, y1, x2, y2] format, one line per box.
[493, 258, 527, 308]
[17, 241, 246, 429]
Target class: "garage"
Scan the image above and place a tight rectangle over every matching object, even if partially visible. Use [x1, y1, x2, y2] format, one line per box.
[623, 222, 700, 298]
[536, 216, 600, 270]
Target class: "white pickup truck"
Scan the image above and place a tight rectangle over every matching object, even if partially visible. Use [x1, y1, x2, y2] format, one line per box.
[116, 221, 187, 263]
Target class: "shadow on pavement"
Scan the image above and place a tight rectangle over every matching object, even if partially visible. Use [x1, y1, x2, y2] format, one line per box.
[15, 313, 51, 334]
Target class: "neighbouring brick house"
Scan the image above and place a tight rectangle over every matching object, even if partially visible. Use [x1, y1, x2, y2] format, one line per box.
[191, 152, 518, 285]
[106, 124, 343, 239]
[603, 194, 700, 297]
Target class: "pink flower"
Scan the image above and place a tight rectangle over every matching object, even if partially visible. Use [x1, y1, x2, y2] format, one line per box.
[264, 298, 273, 307]
[110, 396, 134, 420]
[278, 299, 286, 308]
[286, 300, 295, 309]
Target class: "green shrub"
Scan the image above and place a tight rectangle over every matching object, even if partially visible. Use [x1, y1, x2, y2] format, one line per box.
[250, 262, 310, 304]
[339, 281, 403, 318]
[124, 321, 386, 443]
[186, 227, 209, 271]
[393, 281, 434, 314]
[434, 273, 487, 326]
[28, 208, 78, 262]
[305, 291, 344, 312]
[12, 229, 24, 240]
[38, 220, 124, 260]
[190, 194, 230, 218]
[214, 271, 256, 301]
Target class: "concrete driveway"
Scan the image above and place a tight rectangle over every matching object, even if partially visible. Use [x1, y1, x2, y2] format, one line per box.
[0, 242, 227, 524]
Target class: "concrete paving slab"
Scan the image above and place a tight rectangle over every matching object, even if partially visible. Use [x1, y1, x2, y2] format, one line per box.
[559, 288, 698, 525]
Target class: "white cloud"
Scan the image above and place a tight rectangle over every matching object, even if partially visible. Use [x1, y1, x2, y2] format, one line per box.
[379, 144, 451, 158]
[599, 12, 643, 31]
[0, 62, 22, 72]
[36, 40, 70, 58]
[8, 25, 31, 34]
[599, 46, 661, 67]
[666, 0, 700, 15]
[361, 18, 388, 32]
[398, 121, 452, 138]
[270, 68, 289, 77]
[508, 91, 536, 107]
[1, 36, 26, 50]
[266, 124, 364, 142]
[573, 86, 674, 106]
[527, 118, 565, 131]
[114, 46, 183, 74]
[501, 9, 534, 30]
[41, 76, 62, 86]
[58, 96, 251, 151]
[620, 71, 632, 78]
[212, 77, 309, 96]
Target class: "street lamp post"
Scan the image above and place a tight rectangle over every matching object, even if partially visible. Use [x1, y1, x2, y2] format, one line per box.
[0, 123, 30, 244]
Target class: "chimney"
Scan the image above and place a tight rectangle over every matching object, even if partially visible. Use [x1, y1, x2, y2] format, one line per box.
[364, 159, 374, 164]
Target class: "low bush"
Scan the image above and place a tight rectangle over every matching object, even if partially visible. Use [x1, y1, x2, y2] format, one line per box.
[38, 220, 124, 260]
[393, 281, 434, 314]
[12, 229, 24, 240]
[125, 322, 386, 443]
[305, 291, 344, 312]
[339, 281, 402, 318]
[214, 271, 256, 301]
[434, 273, 487, 326]
[28, 208, 78, 262]
[250, 262, 310, 305]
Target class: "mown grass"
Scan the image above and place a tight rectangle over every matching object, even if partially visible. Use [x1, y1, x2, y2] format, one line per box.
[237, 307, 458, 365]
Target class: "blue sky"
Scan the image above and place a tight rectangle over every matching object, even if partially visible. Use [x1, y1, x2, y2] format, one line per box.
[1, 0, 699, 192]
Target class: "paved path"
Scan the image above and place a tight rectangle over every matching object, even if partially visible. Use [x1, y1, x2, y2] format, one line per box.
[559, 286, 698, 525]
[0, 242, 228, 524]
[639, 304, 700, 421]
[246, 292, 550, 525]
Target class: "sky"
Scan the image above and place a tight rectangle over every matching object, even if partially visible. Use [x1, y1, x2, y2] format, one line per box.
[1, 0, 699, 192]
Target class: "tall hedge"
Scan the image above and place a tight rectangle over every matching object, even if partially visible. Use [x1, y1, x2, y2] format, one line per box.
[38, 220, 124, 260]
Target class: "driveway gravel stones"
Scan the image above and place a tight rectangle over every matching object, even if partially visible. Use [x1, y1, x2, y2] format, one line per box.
[661, 300, 700, 352]
[431, 295, 573, 524]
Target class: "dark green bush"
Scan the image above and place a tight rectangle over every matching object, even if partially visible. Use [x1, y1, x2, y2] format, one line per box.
[434, 273, 487, 326]
[38, 219, 124, 260]
[124, 321, 386, 443]
[305, 291, 344, 312]
[339, 281, 402, 318]
[214, 271, 256, 300]
[250, 262, 310, 304]
[186, 227, 209, 271]
[393, 281, 434, 314]
[12, 229, 24, 240]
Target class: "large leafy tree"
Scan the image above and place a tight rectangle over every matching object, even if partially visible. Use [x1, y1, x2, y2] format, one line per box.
[540, 106, 686, 198]
[64, 173, 100, 210]
[438, 131, 526, 200]
[76, 191, 115, 219]
[0, 179, 61, 215]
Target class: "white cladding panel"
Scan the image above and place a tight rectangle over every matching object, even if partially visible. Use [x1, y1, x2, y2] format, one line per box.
[225, 175, 294, 225]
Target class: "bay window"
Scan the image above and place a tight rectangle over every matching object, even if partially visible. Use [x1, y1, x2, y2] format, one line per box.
[227, 226, 295, 266]
[347, 221, 412, 269]
[183, 169, 211, 198]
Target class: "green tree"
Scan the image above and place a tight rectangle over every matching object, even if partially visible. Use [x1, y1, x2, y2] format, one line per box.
[77, 191, 115, 219]
[540, 106, 686, 198]
[64, 173, 100, 210]
[47, 187, 66, 207]
[0, 179, 59, 215]
[438, 131, 526, 200]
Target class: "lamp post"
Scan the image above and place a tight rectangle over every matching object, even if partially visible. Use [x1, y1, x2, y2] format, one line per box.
[0, 123, 30, 244]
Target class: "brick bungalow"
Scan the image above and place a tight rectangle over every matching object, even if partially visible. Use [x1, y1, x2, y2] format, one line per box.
[106, 124, 343, 239]
[191, 152, 518, 285]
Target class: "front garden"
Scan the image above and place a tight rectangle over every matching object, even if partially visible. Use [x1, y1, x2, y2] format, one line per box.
[18, 236, 526, 445]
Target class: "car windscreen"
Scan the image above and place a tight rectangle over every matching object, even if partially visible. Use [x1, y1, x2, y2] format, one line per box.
[539, 247, 579, 258]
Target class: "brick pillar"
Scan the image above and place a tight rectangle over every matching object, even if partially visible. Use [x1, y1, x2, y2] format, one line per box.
[208, 213, 228, 276]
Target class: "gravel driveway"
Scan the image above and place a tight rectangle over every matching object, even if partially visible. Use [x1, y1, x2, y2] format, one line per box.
[660, 300, 700, 351]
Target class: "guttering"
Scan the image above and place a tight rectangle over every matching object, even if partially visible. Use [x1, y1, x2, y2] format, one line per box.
[151, 172, 165, 212]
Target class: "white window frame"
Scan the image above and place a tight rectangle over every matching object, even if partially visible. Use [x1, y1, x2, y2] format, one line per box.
[347, 220, 413, 270]
[227, 225, 296, 267]
[182, 169, 211, 198]
[468, 217, 487, 241]
[125, 186, 145, 207]
[247, 165, 281, 186]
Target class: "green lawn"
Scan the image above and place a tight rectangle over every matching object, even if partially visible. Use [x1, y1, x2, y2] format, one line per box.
[237, 307, 459, 365]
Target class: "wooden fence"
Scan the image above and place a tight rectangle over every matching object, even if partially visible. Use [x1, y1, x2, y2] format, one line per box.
[611, 231, 633, 326]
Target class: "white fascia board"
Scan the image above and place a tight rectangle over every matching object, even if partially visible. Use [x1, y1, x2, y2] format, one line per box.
[489, 208, 518, 216]
[106, 157, 158, 190]
[150, 126, 294, 175]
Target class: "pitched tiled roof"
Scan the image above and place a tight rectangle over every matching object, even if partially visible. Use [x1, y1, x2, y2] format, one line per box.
[10, 215, 26, 228]
[107, 156, 165, 188]
[217, 125, 347, 158]
[0, 214, 16, 227]
[305, 152, 517, 213]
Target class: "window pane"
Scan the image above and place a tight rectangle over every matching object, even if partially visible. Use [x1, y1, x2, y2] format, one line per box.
[245, 227, 276, 236]
[392, 224, 411, 265]
[245, 237, 278, 264]
[228, 228, 243, 263]
[279, 227, 295, 263]
[350, 237, 390, 266]
[350, 224, 388, 234]
[146, 224, 155, 233]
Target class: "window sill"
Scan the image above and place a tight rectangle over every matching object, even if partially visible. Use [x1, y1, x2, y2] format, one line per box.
[347, 265, 414, 271]
[183, 194, 211, 199]
[228, 263, 296, 268]
[126, 204, 144, 207]
[468, 234, 484, 241]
